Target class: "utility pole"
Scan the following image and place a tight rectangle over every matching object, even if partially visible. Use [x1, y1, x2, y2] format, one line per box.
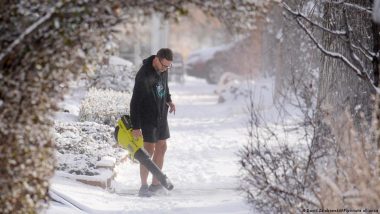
[151, 13, 169, 54]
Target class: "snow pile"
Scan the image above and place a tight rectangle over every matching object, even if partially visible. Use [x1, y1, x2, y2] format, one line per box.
[78, 88, 130, 126]
[216, 73, 274, 107]
[96, 156, 117, 168]
[215, 73, 249, 103]
[54, 121, 127, 176]
[86, 56, 135, 92]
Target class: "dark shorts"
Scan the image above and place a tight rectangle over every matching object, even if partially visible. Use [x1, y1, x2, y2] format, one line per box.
[141, 119, 170, 143]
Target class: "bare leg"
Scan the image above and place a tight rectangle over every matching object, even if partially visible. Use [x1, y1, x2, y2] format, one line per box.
[152, 140, 167, 185]
[140, 142, 155, 186]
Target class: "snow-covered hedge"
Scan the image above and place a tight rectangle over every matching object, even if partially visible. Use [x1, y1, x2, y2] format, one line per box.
[79, 88, 130, 126]
[86, 57, 136, 93]
[54, 121, 127, 176]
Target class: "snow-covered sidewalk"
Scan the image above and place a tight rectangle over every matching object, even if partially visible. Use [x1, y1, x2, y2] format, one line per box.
[48, 76, 253, 214]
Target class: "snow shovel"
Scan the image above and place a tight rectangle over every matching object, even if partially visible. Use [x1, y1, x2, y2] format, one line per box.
[114, 115, 174, 191]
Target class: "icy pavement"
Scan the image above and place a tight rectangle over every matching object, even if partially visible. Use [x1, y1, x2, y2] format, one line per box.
[47, 76, 254, 214]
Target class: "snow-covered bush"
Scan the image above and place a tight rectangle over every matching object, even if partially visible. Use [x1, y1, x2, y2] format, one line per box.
[79, 88, 130, 126]
[54, 121, 127, 176]
[87, 56, 136, 93]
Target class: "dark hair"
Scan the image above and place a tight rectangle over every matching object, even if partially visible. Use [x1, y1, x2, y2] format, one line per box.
[156, 48, 173, 61]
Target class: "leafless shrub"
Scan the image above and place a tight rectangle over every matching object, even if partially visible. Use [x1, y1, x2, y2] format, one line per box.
[239, 67, 380, 213]
[239, 70, 323, 213]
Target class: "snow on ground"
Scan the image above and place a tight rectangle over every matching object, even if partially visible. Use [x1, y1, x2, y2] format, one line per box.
[47, 75, 265, 214]
[54, 79, 87, 122]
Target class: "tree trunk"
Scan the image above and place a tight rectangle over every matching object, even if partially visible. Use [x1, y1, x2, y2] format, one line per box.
[317, 1, 375, 125]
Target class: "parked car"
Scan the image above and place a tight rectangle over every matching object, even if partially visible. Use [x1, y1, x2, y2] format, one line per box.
[169, 52, 185, 83]
[186, 35, 261, 84]
[185, 44, 232, 84]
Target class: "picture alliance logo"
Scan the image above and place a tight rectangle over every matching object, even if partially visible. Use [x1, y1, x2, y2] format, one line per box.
[302, 208, 379, 213]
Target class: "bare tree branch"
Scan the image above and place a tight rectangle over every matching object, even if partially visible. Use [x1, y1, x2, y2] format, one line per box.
[294, 18, 362, 77]
[268, 184, 321, 208]
[351, 43, 375, 61]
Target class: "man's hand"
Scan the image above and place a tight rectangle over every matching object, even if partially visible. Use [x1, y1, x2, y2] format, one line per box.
[132, 129, 142, 139]
[167, 102, 176, 115]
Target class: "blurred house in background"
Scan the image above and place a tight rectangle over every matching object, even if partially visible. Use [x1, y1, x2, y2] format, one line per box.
[112, 6, 280, 85]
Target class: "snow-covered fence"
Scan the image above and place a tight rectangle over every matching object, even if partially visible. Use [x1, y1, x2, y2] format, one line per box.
[79, 88, 130, 126]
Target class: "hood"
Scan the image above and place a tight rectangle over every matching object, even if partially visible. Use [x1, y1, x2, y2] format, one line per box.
[142, 55, 155, 65]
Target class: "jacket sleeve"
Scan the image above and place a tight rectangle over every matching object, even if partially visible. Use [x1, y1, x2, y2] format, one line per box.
[130, 75, 144, 129]
[165, 72, 172, 103]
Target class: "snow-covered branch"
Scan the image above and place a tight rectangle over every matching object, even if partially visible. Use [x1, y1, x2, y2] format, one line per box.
[342, 9, 366, 76]
[282, 3, 346, 36]
[0, 6, 57, 63]
[322, 0, 372, 15]
[284, 2, 378, 91]
[344, 8, 380, 90]
[351, 43, 376, 61]
[295, 18, 363, 77]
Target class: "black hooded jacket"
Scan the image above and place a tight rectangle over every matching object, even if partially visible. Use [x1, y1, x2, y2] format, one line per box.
[130, 55, 172, 129]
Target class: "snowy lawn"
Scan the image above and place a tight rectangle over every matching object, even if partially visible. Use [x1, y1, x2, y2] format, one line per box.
[48, 76, 258, 214]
